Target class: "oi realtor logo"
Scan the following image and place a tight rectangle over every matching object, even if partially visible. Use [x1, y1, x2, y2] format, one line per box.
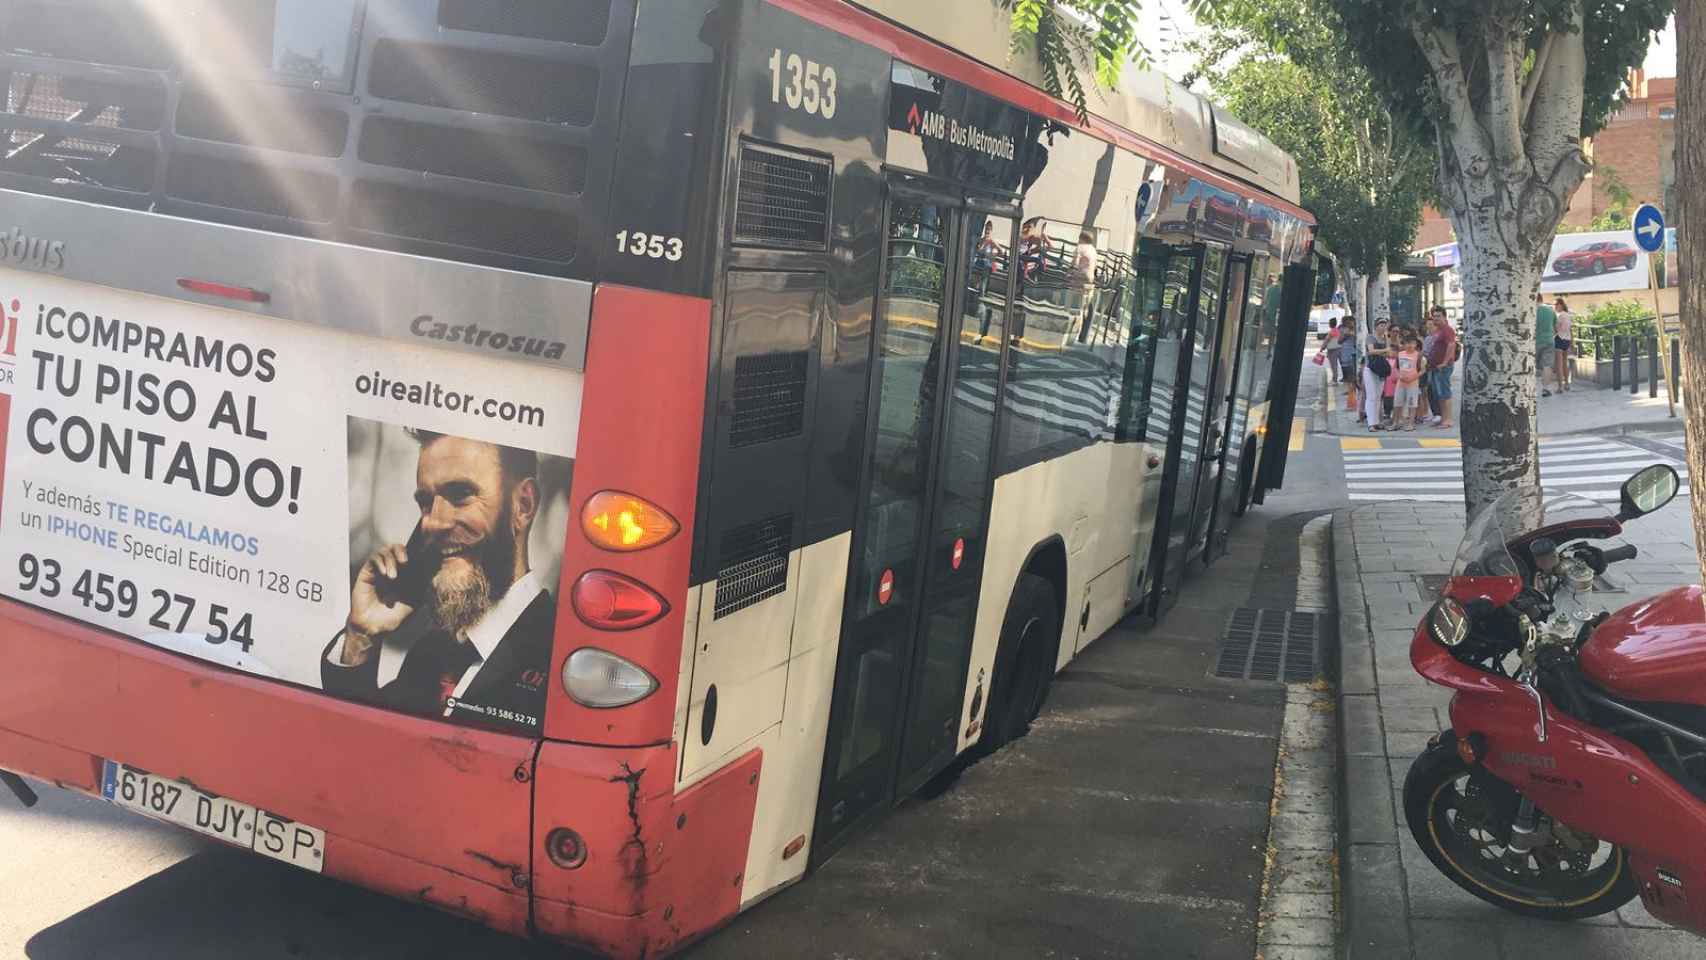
[0, 297, 19, 386]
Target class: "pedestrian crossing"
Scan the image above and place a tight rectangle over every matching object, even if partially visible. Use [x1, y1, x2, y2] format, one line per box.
[1341, 435, 1690, 504]
[955, 363, 1216, 444]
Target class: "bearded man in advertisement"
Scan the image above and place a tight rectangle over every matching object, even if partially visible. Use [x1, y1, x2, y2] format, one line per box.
[323, 429, 553, 731]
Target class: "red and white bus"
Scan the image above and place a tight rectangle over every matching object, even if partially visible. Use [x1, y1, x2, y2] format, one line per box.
[0, 1, 1323, 956]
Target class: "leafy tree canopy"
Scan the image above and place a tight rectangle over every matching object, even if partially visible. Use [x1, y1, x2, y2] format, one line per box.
[1189, 0, 1434, 277]
[1003, 1, 1215, 119]
[1332, 0, 1671, 141]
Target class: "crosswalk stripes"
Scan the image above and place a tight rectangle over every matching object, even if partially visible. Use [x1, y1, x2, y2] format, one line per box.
[1341, 435, 1690, 504]
[954, 366, 1215, 444]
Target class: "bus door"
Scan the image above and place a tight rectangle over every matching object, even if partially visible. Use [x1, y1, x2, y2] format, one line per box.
[1196, 255, 1256, 561]
[1154, 244, 1227, 599]
[814, 182, 1015, 859]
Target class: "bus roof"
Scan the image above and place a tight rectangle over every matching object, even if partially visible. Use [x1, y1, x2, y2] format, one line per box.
[850, 1, 1303, 207]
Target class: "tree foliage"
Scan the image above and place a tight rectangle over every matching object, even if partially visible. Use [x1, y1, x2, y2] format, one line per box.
[1189, 0, 1435, 279]
[1003, 1, 1217, 120]
[1333, 1, 1671, 143]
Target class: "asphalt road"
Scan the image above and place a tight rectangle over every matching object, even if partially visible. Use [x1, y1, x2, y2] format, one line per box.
[2, 360, 1346, 960]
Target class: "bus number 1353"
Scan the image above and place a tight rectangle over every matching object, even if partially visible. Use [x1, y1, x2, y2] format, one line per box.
[768, 48, 837, 119]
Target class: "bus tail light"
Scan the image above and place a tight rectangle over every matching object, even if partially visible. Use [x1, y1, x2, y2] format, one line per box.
[563, 648, 658, 708]
[572, 570, 669, 630]
[176, 277, 271, 303]
[581, 491, 679, 551]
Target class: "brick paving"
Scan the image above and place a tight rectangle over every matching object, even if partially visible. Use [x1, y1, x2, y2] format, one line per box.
[1335, 493, 1706, 959]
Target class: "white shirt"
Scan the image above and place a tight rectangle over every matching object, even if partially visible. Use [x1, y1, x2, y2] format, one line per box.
[328, 570, 544, 714]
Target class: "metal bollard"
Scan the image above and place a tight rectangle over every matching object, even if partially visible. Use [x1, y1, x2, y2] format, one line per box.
[1673, 337, 1682, 397]
[1613, 335, 1624, 390]
[1630, 335, 1641, 395]
[1650, 336, 1660, 399]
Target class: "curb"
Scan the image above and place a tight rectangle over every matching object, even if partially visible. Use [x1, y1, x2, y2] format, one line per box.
[1329, 507, 1411, 960]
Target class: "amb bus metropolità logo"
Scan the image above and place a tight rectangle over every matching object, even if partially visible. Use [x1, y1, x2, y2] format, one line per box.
[904, 101, 1018, 162]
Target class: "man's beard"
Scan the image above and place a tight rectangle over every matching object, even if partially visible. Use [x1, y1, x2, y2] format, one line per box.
[428, 505, 520, 636]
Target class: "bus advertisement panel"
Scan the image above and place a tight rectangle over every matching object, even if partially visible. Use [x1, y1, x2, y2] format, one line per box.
[0, 274, 581, 735]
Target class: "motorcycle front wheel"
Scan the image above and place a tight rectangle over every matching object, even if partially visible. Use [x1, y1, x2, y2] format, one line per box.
[1403, 736, 1638, 920]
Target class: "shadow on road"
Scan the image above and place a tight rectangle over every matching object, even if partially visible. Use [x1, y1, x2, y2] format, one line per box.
[25, 847, 585, 960]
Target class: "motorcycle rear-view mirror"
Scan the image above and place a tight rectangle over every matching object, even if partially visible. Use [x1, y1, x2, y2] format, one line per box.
[1617, 464, 1681, 521]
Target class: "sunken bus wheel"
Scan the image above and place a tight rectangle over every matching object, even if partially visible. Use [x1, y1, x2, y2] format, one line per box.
[928, 576, 1057, 801]
[984, 573, 1061, 750]
[920, 573, 1060, 798]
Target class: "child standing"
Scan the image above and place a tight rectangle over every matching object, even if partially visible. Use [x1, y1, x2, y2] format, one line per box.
[1394, 334, 1426, 431]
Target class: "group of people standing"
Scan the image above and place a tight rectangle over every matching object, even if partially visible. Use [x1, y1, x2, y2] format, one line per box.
[1317, 305, 1458, 431]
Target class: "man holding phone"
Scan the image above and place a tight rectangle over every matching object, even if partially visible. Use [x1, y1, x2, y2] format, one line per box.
[323, 429, 553, 730]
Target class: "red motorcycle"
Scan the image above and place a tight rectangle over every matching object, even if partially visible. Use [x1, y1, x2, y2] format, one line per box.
[1403, 465, 1706, 927]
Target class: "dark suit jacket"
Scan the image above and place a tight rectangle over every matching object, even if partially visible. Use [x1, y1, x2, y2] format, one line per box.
[322, 589, 555, 734]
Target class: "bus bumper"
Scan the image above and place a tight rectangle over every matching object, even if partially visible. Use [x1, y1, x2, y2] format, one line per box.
[0, 599, 762, 959]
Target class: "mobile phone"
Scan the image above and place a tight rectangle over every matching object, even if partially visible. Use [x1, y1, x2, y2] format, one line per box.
[382, 521, 440, 607]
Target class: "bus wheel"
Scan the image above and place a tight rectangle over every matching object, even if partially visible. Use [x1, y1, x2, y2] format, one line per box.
[983, 574, 1060, 751]
[1233, 437, 1258, 517]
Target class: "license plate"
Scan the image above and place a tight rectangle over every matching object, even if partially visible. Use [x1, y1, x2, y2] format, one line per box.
[101, 760, 325, 873]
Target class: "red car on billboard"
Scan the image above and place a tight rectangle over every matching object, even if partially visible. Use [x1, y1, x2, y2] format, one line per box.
[1552, 240, 1639, 276]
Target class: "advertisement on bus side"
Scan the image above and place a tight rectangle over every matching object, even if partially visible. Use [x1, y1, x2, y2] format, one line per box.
[0, 273, 582, 735]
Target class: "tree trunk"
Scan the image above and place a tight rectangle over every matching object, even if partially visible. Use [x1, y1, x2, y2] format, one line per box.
[1368, 271, 1392, 328]
[1409, 14, 1589, 524]
[1455, 236, 1541, 520]
[1678, 0, 1706, 587]
[1346, 270, 1369, 328]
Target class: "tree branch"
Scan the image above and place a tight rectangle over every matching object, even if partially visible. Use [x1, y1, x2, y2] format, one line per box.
[1410, 20, 1492, 176]
[1484, 18, 1530, 178]
[1521, 32, 1557, 126]
[1525, 9, 1588, 180]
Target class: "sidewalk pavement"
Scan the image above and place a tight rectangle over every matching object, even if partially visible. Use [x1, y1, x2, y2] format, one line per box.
[1335, 494, 1705, 959]
[1320, 363, 1684, 439]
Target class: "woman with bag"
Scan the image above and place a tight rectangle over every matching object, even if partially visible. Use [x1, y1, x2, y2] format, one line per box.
[1361, 319, 1392, 431]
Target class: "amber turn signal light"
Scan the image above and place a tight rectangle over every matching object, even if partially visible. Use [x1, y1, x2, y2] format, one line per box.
[1456, 732, 1486, 766]
[582, 491, 680, 551]
[572, 570, 670, 630]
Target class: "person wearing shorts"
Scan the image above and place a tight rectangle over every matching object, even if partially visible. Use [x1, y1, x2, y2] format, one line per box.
[1536, 294, 1558, 396]
[1393, 334, 1425, 430]
[1424, 308, 1456, 428]
[1553, 298, 1574, 391]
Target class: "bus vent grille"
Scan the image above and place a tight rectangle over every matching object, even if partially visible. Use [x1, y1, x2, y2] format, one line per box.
[730, 351, 809, 447]
[732, 143, 830, 250]
[1213, 608, 1319, 683]
[714, 515, 793, 619]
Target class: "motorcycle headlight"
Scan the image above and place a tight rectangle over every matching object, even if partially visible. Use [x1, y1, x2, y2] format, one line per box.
[1428, 598, 1469, 647]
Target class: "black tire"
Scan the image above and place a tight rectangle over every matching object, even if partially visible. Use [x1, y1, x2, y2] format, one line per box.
[980, 574, 1060, 752]
[1232, 437, 1258, 517]
[1592, 260, 1607, 275]
[1403, 735, 1638, 921]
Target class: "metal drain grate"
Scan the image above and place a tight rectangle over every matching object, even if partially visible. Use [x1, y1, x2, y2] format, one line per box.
[1214, 608, 1320, 682]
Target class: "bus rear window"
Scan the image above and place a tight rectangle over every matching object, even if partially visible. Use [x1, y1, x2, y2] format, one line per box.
[0, 0, 629, 280]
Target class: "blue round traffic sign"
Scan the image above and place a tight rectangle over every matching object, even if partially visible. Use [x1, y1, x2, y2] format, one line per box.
[1633, 204, 1666, 254]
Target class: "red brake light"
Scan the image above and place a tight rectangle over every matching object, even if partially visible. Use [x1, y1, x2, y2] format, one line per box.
[572, 570, 669, 630]
[176, 278, 271, 303]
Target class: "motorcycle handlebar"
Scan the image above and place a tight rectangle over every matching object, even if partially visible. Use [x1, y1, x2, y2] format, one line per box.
[1601, 544, 1638, 564]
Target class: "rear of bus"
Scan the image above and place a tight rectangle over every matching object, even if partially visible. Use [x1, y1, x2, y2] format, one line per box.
[0, 1, 753, 956]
